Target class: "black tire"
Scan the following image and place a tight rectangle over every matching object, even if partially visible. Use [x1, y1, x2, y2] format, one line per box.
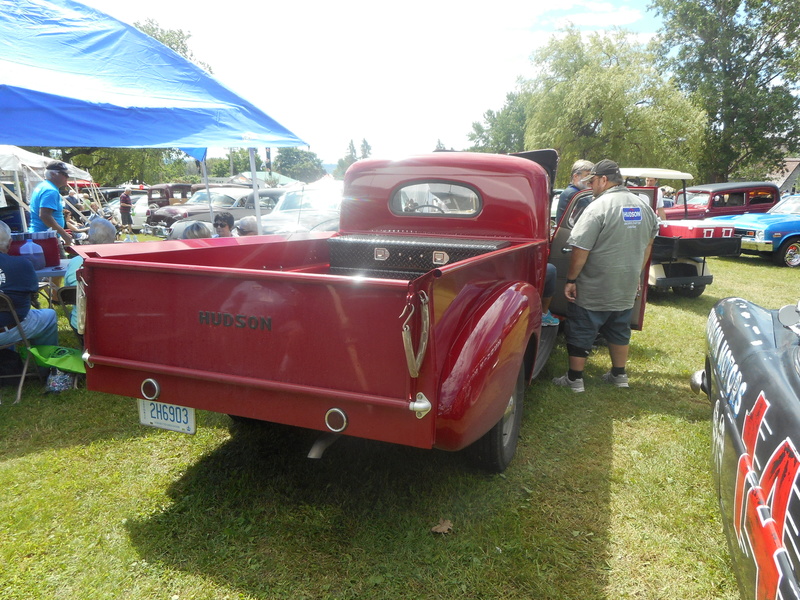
[672, 284, 706, 298]
[467, 364, 525, 473]
[773, 237, 800, 267]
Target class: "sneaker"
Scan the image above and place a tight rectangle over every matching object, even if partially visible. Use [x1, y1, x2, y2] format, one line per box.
[542, 310, 560, 327]
[602, 371, 629, 388]
[552, 373, 585, 393]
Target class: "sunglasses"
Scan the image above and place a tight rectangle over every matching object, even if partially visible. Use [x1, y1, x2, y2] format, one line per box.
[213, 223, 229, 228]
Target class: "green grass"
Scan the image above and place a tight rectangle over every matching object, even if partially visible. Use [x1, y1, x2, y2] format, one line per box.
[1, 253, 798, 599]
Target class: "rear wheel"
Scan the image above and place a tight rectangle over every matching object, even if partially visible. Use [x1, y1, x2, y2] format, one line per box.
[672, 284, 706, 298]
[773, 237, 800, 267]
[467, 364, 525, 473]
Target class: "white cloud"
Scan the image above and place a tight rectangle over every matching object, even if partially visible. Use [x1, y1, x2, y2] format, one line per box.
[81, 0, 656, 163]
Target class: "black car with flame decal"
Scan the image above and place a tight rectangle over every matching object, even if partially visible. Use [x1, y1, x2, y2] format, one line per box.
[692, 298, 800, 600]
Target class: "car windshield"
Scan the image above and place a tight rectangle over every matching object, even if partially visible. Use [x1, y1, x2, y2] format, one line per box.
[278, 187, 341, 212]
[185, 191, 244, 208]
[770, 196, 800, 214]
[674, 191, 711, 207]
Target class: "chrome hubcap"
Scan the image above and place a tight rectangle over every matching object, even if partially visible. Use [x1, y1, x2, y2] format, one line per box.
[786, 244, 800, 267]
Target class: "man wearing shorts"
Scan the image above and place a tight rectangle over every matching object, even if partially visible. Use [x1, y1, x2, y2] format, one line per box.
[553, 159, 659, 392]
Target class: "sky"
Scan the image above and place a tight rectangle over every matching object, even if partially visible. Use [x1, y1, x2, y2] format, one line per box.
[79, 0, 661, 165]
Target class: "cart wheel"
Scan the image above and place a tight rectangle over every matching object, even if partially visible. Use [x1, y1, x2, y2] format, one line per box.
[672, 284, 705, 298]
[773, 237, 800, 267]
[467, 364, 525, 473]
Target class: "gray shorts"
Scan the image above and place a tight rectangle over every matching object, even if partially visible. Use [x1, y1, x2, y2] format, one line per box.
[120, 212, 133, 226]
[565, 303, 633, 349]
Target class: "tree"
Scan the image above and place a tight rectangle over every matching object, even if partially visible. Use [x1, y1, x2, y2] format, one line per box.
[360, 139, 372, 159]
[468, 91, 530, 153]
[333, 140, 359, 180]
[274, 148, 326, 183]
[224, 148, 263, 175]
[134, 18, 213, 73]
[44, 147, 179, 186]
[206, 157, 229, 178]
[523, 27, 705, 187]
[653, 0, 800, 182]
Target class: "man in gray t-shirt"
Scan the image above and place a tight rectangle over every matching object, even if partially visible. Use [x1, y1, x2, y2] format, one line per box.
[553, 159, 659, 393]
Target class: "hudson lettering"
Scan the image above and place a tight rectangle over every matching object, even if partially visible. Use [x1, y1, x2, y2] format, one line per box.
[198, 311, 271, 331]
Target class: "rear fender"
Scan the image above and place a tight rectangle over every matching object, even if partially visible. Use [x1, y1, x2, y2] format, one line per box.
[435, 282, 539, 451]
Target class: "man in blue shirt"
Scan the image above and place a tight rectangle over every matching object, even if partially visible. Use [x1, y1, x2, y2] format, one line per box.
[28, 161, 73, 245]
[555, 159, 594, 226]
[0, 222, 58, 348]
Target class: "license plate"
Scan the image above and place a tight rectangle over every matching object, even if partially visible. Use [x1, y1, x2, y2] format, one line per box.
[138, 399, 196, 434]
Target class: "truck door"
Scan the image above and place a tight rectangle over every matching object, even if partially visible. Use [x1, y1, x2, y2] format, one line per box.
[548, 189, 648, 330]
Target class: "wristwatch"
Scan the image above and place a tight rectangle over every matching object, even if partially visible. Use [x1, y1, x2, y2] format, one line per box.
[566, 278, 577, 284]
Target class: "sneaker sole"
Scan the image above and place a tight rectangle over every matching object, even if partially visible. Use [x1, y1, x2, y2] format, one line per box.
[553, 378, 584, 393]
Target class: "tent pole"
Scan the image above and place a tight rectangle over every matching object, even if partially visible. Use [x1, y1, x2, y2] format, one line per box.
[249, 148, 262, 234]
[200, 160, 213, 224]
[13, 170, 26, 230]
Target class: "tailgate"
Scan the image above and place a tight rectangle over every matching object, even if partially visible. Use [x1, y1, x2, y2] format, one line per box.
[81, 256, 434, 448]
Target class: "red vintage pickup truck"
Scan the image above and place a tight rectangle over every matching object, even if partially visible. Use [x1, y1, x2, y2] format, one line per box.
[73, 151, 559, 472]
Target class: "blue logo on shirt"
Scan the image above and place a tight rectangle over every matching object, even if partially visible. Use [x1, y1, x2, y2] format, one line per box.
[622, 207, 642, 222]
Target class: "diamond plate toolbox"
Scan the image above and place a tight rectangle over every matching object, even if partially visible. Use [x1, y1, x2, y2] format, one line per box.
[329, 234, 510, 273]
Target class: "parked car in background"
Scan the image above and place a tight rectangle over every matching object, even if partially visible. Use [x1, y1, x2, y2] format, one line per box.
[692, 297, 800, 600]
[144, 186, 286, 236]
[708, 194, 800, 267]
[147, 183, 193, 208]
[664, 181, 779, 220]
[257, 179, 342, 234]
[98, 185, 147, 203]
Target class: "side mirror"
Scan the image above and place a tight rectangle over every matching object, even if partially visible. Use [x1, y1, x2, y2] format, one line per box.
[778, 302, 800, 327]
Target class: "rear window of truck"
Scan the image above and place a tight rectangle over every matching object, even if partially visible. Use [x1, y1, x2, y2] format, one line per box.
[391, 182, 481, 217]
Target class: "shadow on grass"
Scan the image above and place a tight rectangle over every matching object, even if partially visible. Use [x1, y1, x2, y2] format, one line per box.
[116, 274, 741, 600]
[126, 400, 617, 599]
[124, 333, 721, 599]
[645, 287, 724, 318]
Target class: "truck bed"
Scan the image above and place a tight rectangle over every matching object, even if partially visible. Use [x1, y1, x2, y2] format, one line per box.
[78, 233, 541, 450]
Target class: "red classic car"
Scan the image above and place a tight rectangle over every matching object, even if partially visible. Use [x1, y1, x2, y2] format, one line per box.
[665, 181, 779, 220]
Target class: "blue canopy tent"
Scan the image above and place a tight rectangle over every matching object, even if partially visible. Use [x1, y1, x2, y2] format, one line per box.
[0, 0, 307, 230]
[0, 0, 306, 157]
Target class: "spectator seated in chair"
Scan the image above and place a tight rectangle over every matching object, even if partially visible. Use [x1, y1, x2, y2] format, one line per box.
[64, 218, 117, 344]
[0, 221, 59, 348]
[64, 209, 89, 242]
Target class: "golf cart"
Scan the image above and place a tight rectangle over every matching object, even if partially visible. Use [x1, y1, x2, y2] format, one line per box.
[622, 168, 741, 298]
